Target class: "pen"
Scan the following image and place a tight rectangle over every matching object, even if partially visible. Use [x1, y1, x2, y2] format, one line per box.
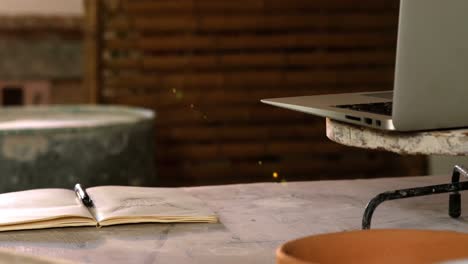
[74, 183, 93, 207]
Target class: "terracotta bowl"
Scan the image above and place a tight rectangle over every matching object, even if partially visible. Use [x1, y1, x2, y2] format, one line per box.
[277, 229, 468, 264]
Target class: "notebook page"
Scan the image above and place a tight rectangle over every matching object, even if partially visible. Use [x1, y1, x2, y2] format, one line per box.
[0, 189, 95, 226]
[87, 186, 217, 223]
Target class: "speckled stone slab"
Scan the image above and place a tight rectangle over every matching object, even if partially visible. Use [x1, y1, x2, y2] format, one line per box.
[0, 105, 155, 192]
[326, 118, 468, 156]
[0, 175, 466, 264]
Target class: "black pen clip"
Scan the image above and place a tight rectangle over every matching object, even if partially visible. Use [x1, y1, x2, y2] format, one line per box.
[74, 183, 93, 207]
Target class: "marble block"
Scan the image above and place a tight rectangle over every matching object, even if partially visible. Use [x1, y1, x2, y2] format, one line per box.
[326, 118, 468, 156]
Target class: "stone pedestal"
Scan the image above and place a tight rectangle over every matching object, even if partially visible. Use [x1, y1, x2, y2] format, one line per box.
[0, 105, 155, 192]
[326, 118, 468, 156]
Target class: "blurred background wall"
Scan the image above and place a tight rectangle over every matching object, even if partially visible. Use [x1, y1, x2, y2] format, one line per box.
[84, 0, 427, 186]
[0, 0, 83, 15]
[0, 0, 463, 186]
[0, 0, 85, 105]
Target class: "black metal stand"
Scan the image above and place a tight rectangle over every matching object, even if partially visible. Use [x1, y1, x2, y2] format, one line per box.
[362, 165, 468, 229]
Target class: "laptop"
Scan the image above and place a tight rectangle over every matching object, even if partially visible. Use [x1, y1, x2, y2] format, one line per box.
[261, 0, 468, 132]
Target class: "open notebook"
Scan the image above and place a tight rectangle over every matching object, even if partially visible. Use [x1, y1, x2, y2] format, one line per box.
[0, 185, 217, 232]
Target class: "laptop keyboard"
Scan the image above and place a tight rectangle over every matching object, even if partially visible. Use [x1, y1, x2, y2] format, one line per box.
[336, 102, 393, 116]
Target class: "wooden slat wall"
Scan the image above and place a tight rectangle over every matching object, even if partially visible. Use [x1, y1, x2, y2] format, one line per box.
[89, 0, 427, 186]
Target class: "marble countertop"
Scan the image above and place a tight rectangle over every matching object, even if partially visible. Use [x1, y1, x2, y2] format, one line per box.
[0, 175, 467, 263]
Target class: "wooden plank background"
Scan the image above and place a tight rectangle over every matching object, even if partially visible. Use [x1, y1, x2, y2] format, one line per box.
[87, 0, 427, 186]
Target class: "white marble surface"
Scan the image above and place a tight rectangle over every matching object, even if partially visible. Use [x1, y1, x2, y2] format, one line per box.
[326, 118, 468, 155]
[0, 175, 466, 263]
